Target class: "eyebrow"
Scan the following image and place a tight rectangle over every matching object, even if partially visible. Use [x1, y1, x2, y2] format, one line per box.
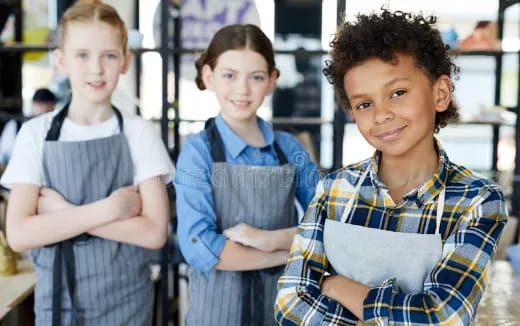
[383, 77, 409, 88]
[221, 68, 267, 74]
[348, 77, 409, 101]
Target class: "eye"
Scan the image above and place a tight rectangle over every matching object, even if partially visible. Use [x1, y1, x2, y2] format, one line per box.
[76, 52, 88, 59]
[105, 53, 118, 59]
[355, 102, 372, 111]
[391, 89, 406, 98]
[222, 72, 236, 80]
[252, 74, 265, 81]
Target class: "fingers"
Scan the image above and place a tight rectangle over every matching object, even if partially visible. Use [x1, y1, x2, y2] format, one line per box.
[40, 188, 61, 198]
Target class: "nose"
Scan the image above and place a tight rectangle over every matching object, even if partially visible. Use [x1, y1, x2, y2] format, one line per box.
[236, 77, 251, 95]
[373, 102, 394, 125]
[89, 56, 104, 75]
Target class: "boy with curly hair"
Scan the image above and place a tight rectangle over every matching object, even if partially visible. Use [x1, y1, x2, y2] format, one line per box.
[275, 10, 508, 326]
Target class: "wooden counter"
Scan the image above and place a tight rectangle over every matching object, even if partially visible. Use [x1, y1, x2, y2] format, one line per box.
[0, 255, 35, 320]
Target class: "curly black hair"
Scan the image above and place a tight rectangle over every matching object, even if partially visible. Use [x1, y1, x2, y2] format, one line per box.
[323, 10, 460, 132]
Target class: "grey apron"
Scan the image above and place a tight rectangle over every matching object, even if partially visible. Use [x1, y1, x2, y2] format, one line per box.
[29, 104, 153, 326]
[186, 118, 297, 326]
[324, 166, 444, 294]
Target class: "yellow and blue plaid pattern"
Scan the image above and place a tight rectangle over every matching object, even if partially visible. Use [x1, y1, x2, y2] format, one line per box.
[275, 143, 508, 325]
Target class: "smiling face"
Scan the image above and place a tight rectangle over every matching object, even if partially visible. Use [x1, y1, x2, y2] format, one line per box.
[202, 48, 277, 125]
[345, 53, 451, 160]
[55, 21, 130, 107]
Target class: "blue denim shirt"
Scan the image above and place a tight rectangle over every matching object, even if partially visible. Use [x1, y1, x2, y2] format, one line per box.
[174, 115, 320, 272]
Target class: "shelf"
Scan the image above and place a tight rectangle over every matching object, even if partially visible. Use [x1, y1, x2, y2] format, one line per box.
[504, 0, 520, 9]
[151, 117, 333, 126]
[0, 44, 330, 57]
[450, 50, 520, 57]
[8, 45, 518, 58]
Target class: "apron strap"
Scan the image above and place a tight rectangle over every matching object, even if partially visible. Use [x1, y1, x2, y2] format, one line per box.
[339, 164, 446, 235]
[46, 103, 124, 141]
[273, 141, 288, 165]
[204, 118, 226, 163]
[340, 167, 370, 223]
[435, 188, 445, 235]
[51, 241, 78, 326]
[241, 271, 264, 326]
[51, 246, 63, 326]
[204, 117, 288, 164]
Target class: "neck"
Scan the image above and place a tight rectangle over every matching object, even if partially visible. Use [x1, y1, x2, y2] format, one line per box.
[67, 98, 114, 125]
[378, 140, 439, 199]
[221, 114, 265, 147]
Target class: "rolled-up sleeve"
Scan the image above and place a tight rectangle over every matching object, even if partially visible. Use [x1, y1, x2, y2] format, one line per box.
[275, 180, 358, 325]
[174, 136, 227, 273]
[363, 186, 508, 326]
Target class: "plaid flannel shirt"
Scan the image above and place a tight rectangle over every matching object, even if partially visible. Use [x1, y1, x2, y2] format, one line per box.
[275, 142, 508, 325]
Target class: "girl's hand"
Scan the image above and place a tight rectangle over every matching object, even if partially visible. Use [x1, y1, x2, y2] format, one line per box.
[37, 188, 73, 214]
[107, 186, 142, 220]
[223, 223, 275, 252]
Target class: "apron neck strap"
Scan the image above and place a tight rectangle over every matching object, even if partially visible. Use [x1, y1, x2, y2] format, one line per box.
[340, 165, 446, 235]
[45, 103, 124, 141]
[205, 118, 227, 162]
[204, 117, 288, 164]
[340, 167, 370, 223]
[435, 188, 445, 235]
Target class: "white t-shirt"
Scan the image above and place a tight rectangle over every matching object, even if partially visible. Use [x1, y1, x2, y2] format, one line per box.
[0, 108, 174, 189]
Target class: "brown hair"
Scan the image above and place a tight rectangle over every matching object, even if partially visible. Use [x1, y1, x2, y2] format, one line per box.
[195, 24, 279, 90]
[323, 10, 459, 132]
[58, 0, 128, 53]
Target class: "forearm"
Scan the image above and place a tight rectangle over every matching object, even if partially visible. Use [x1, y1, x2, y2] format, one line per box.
[89, 177, 170, 249]
[322, 275, 370, 321]
[215, 240, 289, 271]
[269, 226, 297, 251]
[88, 214, 167, 249]
[7, 199, 112, 252]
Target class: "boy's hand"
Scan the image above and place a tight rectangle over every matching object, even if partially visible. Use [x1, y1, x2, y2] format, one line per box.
[107, 186, 142, 220]
[37, 188, 73, 214]
[223, 223, 275, 252]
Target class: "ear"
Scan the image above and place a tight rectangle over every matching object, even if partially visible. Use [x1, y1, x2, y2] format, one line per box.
[201, 64, 215, 91]
[121, 51, 132, 74]
[54, 49, 67, 74]
[433, 75, 452, 113]
[265, 70, 278, 95]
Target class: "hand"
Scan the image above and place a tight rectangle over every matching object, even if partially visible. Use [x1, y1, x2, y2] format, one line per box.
[357, 321, 365, 326]
[37, 188, 73, 214]
[107, 186, 142, 220]
[321, 275, 338, 299]
[223, 223, 275, 252]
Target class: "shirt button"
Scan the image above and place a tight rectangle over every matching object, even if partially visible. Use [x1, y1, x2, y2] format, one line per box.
[254, 150, 260, 156]
[191, 237, 198, 244]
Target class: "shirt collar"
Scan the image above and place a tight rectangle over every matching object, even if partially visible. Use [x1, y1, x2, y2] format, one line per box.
[214, 114, 275, 159]
[367, 137, 449, 205]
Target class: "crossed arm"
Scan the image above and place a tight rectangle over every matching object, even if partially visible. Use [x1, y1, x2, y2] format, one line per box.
[6, 176, 169, 252]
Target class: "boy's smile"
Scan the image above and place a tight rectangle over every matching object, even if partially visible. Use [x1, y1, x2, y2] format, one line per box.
[344, 53, 451, 161]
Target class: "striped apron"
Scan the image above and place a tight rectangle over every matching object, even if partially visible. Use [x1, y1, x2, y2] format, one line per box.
[29, 105, 153, 325]
[186, 118, 297, 326]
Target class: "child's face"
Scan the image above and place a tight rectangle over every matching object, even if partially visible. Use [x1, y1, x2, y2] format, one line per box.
[202, 48, 277, 125]
[55, 22, 129, 107]
[344, 54, 451, 159]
